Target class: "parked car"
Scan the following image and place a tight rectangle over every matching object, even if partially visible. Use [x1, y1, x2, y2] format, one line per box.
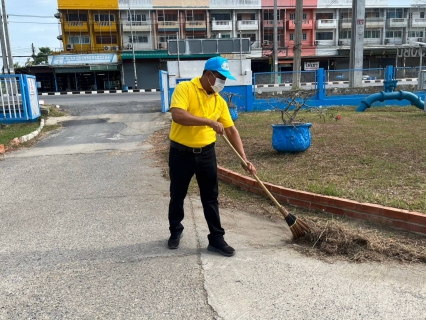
[334, 74, 346, 80]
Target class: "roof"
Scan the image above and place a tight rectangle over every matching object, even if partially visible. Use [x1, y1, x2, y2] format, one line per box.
[120, 50, 219, 60]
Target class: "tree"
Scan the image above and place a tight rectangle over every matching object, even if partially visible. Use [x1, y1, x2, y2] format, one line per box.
[33, 47, 52, 65]
[27, 45, 52, 66]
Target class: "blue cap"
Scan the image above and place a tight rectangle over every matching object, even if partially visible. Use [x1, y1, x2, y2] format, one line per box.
[204, 57, 236, 80]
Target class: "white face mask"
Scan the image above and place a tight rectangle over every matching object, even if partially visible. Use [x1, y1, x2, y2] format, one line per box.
[209, 72, 226, 93]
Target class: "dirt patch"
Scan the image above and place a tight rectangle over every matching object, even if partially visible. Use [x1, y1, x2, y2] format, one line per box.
[143, 127, 426, 264]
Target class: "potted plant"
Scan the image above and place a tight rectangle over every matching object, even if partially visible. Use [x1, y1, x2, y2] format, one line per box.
[271, 90, 312, 153]
[222, 92, 239, 121]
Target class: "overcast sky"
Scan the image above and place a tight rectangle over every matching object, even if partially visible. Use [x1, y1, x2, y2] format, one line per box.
[5, 0, 60, 65]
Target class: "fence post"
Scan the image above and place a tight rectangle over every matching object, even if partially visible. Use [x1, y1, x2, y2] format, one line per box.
[316, 68, 325, 103]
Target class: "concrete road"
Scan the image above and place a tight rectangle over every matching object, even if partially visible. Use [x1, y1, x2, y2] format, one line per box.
[1, 96, 425, 319]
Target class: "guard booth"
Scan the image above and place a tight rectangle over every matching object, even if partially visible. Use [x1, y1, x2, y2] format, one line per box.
[0, 74, 41, 124]
[159, 38, 254, 113]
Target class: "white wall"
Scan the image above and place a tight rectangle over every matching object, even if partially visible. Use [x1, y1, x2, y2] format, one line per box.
[167, 58, 252, 88]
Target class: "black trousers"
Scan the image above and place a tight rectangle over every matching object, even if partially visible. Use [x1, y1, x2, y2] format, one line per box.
[168, 144, 225, 242]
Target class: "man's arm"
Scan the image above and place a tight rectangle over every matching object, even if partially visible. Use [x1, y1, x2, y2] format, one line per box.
[224, 126, 257, 175]
[171, 108, 225, 134]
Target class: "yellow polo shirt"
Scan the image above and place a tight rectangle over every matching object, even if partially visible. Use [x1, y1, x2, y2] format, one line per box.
[169, 77, 234, 148]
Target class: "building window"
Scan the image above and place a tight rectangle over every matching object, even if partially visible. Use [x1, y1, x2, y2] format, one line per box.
[387, 10, 403, 19]
[421, 12, 425, 18]
[340, 31, 351, 39]
[127, 14, 147, 22]
[186, 13, 204, 21]
[263, 12, 279, 20]
[129, 36, 148, 43]
[365, 10, 380, 18]
[158, 14, 178, 21]
[264, 33, 273, 41]
[290, 33, 294, 40]
[316, 13, 333, 20]
[239, 33, 256, 41]
[237, 13, 256, 21]
[68, 36, 90, 44]
[94, 14, 115, 22]
[96, 36, 117, 44]
[386, 31, 403, 38]
[408, 30, 424, 37]
[158, 34, 177, 42]
[290, 13, 307, 20]
[364, 30, 380, 38]
[316, 32, 333, 40]
[302, 33, 307, 40]
[66, 13, 87, 21]
[211, 13, 231, 20]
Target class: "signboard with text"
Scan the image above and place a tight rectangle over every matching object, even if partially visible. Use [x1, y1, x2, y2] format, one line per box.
[304, 61, 319, 70]
[49, 54, 118, 66]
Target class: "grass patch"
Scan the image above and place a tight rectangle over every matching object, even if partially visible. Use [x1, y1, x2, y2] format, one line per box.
[0, 122, 40, 145]
[143, 106, 426, 264]
[0, 104, 67, 148]
[216, 106, 426, 213]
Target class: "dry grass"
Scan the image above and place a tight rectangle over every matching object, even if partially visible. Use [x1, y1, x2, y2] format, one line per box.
[143, 106, 426, 264]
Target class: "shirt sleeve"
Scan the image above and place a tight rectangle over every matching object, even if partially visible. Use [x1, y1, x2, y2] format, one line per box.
[170, 82, 190, 111]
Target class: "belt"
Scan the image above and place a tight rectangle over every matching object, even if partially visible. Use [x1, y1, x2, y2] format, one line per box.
[170, 141, 215, 154]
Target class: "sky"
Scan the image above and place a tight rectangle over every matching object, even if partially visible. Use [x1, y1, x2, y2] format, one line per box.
[4, 0, 60, 66]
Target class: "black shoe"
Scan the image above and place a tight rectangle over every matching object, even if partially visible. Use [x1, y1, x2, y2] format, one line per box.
[168, 233, 183, 249]
[207, 241, 235, 257]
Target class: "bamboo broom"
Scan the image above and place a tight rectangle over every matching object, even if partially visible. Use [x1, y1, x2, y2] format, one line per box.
[221, 135, 310, 239]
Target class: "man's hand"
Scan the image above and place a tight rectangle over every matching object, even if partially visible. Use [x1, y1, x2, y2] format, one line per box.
[242, 160, 257, 175]
[209, 120, 224, 135]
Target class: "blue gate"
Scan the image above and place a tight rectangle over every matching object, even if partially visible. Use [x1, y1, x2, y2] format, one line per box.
[0, 74, 41, 124]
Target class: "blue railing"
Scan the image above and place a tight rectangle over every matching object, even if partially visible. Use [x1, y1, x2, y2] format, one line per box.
[0, 74, 41, 124]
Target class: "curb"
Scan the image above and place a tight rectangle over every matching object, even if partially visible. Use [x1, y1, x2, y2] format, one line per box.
[20, 118, 45, 143]
[39, 89, 158, 96]
[217, 166, 426, 235]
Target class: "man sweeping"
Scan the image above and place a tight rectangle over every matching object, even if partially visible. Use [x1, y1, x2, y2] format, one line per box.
[167, 57, 256, 257]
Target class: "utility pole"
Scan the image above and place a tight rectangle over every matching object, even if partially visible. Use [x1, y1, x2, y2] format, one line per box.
[349, 0, 365, 87]
[292, 0, 303, 89]
[31, 43, 36, 63]
[128, 3, 138, 89]
[0, 11, 7, 73]
[1, 0, 13, 73]
[273, 0, 278, 83]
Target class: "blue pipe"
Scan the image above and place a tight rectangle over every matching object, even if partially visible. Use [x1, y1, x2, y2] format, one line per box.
[357, 90, 425, 112]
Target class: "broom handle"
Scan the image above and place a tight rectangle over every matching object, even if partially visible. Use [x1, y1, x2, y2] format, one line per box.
[221, 135, 290, 218]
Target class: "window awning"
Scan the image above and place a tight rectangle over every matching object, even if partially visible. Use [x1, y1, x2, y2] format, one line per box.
[121, 50, 219, 60]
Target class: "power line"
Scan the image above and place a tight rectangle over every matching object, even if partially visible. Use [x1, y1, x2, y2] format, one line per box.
[9, 21, 59, 24]
[8, 14, 57, 18]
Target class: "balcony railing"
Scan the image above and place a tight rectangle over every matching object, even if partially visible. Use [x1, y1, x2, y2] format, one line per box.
[93, 21, 117, 32]
[212, 20, 233, 31]
[122, 21, 151, 32]
[185, 21, 207, 30]
[365, 17, 385, 28]
[263, 20, 284, 29]
[316, 19, 338, 29]
[411, 18, 426, 27]
[340, 18, 351, 29]
[287, 19, 314, 30]
[387, 18, 408, 28]
[158, 21, 180, 31]
[64, 21, 88, 32]
[237, 20, 258, 30]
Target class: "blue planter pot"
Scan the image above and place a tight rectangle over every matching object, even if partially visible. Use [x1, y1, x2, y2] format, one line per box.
[271, 123, 312, 153]
[229, 107, 238, 121]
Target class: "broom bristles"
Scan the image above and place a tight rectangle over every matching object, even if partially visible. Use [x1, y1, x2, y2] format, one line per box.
[285, 213, 311, 239]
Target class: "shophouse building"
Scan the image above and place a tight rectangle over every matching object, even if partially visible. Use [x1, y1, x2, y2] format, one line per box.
[51, 0, 426, 91]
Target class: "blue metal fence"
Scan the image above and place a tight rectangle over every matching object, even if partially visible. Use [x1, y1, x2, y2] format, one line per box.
[0, 74, 40, 124]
